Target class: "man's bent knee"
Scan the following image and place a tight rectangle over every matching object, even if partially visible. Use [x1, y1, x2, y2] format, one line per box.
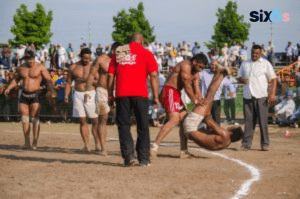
[21, 115, 30, 124]
[31, 117, 40, 125]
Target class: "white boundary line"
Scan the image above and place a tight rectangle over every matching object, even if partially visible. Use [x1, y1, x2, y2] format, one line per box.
[3, 130, 261, 199]
[193, 148, 260, 199]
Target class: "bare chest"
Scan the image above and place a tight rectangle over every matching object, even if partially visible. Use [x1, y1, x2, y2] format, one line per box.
[72, 66, 91, 83]
[20, 67, 41, 79]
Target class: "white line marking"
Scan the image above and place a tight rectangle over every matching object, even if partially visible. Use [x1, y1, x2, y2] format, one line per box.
[3, 130, 261, 199]
[193, 148, 261, 199]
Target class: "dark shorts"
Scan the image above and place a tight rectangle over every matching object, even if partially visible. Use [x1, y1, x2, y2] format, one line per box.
[19, 91, 41, 105]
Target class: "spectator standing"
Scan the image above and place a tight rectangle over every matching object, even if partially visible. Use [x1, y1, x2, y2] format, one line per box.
[286, 41, 293, 65]
[66, 43, 73, 55]
[266, 41, 275, 54]
[0, 45, 12, 69]
[192, 42, 201, 56]
[49, 44, 55, 69]
[221, 43, 229, 67]
[57, 44, 67, 69]
[239, 44, 248, 64]
[96, 44, 103, 56]
[15, 44, 26, 59]
[55, 70, 68, 122]
[107, 32, 159, 166]
[223, 75, 238, 124]
[181, 41, 189, 60]
[237, 45, 277, 151]
[104, 44, 110, 54]
[267, 47, 275, 67]
[39, 44, 49, 59]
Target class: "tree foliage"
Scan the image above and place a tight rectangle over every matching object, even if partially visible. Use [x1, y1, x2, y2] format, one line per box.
[112, 2, 155, 44]
[9, 3, 53, 50]
[205, 1, 250, 49]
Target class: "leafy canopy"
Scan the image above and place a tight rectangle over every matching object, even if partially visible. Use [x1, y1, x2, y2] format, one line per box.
[112, 2, 155, 44]
[205, 1, 250, 49]
[9, 3, 53, 50]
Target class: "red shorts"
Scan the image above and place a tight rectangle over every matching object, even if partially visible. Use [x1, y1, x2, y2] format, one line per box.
[162, 85, 184, 114]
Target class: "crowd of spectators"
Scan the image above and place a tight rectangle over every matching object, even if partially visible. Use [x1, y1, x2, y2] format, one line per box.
[0, 40, 300, 127]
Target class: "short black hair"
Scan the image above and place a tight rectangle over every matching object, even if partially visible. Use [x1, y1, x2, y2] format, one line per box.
[80, 48, 92, 57]
[190, 53, 208, 66]
[229, 126, 244, 142]
[111, 42, 121, 52]
[252, 45, 262, 51]
[24, 50, 35, 59]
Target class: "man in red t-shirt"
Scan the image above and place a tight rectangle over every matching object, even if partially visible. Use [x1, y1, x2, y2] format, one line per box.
[107, 32, 159, 166]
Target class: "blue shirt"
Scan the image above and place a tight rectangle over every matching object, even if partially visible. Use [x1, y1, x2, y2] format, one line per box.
[200, 69, 235, 101]
[56, 78, 66, 100]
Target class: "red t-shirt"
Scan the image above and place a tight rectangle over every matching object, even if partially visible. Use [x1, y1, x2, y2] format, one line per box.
[108, 42, 158, 98]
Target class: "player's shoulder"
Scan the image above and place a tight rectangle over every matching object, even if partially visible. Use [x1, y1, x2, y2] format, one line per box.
[180, 60, 191, 69]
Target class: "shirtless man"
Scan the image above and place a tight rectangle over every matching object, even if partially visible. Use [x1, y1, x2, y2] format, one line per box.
[151, 53, 208, 159]
[64, 48, 99, 152]
[84, 42, 120, 155]
[183, 66, 243, 150]
[4, 50, 53, 149]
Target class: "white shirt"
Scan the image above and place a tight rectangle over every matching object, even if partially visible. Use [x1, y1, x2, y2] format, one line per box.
[57, 47, 67, 61]
[275, 98, 295, 116]
[158, 73, 166, 93]
[238, 57, 276, 99]
[176, 56, 184, 63]
[16, 47, 26, 59]
[230, 45, 240, 56]
[40, 48, 49, 58]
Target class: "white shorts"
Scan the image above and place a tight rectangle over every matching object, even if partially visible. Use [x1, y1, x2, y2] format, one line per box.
[95, 87, 110, 115]
[183, 112, 204, 138]
[73, 90, 97, 118]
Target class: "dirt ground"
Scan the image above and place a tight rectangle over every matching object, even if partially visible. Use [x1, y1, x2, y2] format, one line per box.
[0, 122, 299, 199]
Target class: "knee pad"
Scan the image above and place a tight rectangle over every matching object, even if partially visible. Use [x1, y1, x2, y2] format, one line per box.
[31, 117, 40, 125]
[21, 115, 30, 124]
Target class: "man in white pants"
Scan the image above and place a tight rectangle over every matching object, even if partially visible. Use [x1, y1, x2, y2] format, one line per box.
[65, 48, 99, 152]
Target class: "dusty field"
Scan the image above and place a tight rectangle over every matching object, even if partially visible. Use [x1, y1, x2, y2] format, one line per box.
[0, 122, 299, 199]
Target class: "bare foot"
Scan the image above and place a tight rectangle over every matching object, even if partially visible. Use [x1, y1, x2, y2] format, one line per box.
[150, 148, 158, 160]
[217, 64, 238, 75]
[179, 150, 195, 159]
[21, 144, 31, 149]
[32, 140, 37, 150]
[82, 146, 90, 153]
[95, 145, 101, 152]
[100, 149, 107, 156]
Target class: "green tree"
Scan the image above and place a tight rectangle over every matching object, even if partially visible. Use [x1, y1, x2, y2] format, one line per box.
[112, 2, 155, 44]
[205, 1, 250, 50]
[9, 3, 53, 50]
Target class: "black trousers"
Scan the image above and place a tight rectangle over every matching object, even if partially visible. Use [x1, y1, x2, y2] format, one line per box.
[211, 100, 221, 125]
[224, 98, 236, 121]
[116, 97, 150, 164]
[242, 97, 269, 148]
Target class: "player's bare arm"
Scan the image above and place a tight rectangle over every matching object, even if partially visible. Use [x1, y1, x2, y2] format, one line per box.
[181, 62, 198, 104]
[64, 64, 74, 103]
[86, 59, 100, 92]
[107, 73, 115, 108]
[41, 64, 54, 100]
[192, 73, 202, 102]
